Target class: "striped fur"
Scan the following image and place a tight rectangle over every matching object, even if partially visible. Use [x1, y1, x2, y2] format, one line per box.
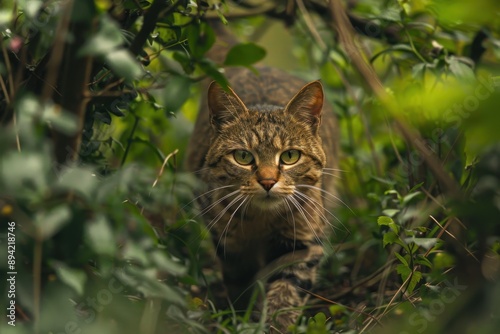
[186, 66, 338, 332]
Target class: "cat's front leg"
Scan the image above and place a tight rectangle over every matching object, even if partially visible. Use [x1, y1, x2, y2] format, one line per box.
[258, 244, 323, 332]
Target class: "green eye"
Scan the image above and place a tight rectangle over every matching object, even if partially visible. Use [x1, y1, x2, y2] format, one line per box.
[280, 150, 301, 165]
[233, 150, 254, 165]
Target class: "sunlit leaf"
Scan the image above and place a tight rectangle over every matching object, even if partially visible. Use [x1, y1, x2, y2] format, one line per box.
[199, 59, 229, 90]
[34, 206, 72, 240]
[0, 152, 50, 195]
[186, 22, 215, 59]
[78, 15, 123, 56]
[85, 215, 116, 256]
[382, 209, 400, 217]
[224, 43, 266, 67]
[150, 251, 187, 276]
[378, 216, 400, 234]
[105, 49, 144, 82]
[405, 237, 439, 250]
[163, 75, 192, 113]
[396, 264, 422, 294]
[383, 230, 399, 247]
[52, 262, 87, 296]
[42, 104, 79, 135]
[448, 57, 475, 81]
[57, 166, 98, 199]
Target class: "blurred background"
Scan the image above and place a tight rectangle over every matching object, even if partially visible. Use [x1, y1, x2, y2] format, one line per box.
[1, 0, 500, 333]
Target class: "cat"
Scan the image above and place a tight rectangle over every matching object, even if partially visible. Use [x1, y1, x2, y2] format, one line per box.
[185, 31, 339, 332]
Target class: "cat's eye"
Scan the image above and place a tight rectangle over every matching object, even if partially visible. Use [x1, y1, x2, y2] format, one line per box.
[280, 150, 301, 165]
[233, 150, 255, 165]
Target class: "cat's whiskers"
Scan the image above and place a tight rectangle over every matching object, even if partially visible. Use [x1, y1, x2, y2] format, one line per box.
[321, 171, 343, 179]
[294, 188, 342, 226]
[183, 184, 237, 213]
[293, 190, 333, 228]
[293, 191, 338, 247]
[282, 197, 297, 253]
[296, 184, 354, 214]
[196, 189, 241, 219]
[240, 194, 254, 221]
[287, 195, 325, 248]
[190, 167, 211, 175]
[205, 193, 245, 235]
[322, 167, 348, 173]
[219, 195, 250, 257]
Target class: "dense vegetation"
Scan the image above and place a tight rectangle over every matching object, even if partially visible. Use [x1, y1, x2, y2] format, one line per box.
[1, 0, 499, 333]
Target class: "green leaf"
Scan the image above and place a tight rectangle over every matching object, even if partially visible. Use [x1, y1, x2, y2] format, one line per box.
[404, 237, 439, 250]
[394, 252, 409, 267]
[382, 209, 400, 217]
[123, 267, 186, 305]
[199, 59, 229, 90]
[85, 215, 116, 256]
[224, 43, 266, 67]
[0, 10, 12, 27]
[377, 216, 400, 234]
[186, 22, 215, 59]
[57, 166, 98, 199]
[52, 262, 87, 296]
[105, 49, 143, 82]
[0, 152, 49, 195]
[123, 242, 150, 266]
[34, 206, 72, 240]
[329, 304, 347, 316]
[42, 105, 78, 135]
[402, 191, 423, 205]
[163, 75, 192, 113]
[382, 230, 399, 247]
[396, 263, 411, 281]
[432, 252, 455, 269]
[150, 251, 187, 276]
[416, 254, 433, 268]
[448, 56, 475, 81]
[370, 44, 414, 63]
[78, 16, 124, 56]
[412, 63, 426, 80]
[397, 266, 422, 294]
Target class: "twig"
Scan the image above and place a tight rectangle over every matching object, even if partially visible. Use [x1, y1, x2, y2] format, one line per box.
[152, 149, 179, 188]
[1, 43, 15, 99]
[41, 0, 75, 101]
[129, 0, 181, 56]
[429, 215, 478, 262]
[120, 114, 140, 166]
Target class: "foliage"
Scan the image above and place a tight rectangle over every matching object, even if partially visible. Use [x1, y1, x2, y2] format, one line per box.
[1, 0, 500, 334]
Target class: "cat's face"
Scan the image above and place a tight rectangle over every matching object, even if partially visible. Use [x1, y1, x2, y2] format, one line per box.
[202, 81, 327, 211]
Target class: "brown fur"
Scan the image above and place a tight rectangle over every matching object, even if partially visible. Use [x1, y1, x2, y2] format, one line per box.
[186, 56, 339, 332]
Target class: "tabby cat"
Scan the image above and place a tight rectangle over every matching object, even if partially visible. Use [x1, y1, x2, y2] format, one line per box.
[186, 43, 339, 332]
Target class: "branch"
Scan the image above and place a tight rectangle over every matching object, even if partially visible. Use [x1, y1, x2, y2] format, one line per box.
[129, 0, 180, 56]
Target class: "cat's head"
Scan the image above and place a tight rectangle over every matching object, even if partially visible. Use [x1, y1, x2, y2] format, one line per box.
[202, 80, 327, 210]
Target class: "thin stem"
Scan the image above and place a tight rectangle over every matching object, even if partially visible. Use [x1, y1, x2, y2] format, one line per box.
[121, 114, 140, 166]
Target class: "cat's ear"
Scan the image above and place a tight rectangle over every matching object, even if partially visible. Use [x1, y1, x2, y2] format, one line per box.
[285, 80, 324, 131]
[207, 81, 248, 128]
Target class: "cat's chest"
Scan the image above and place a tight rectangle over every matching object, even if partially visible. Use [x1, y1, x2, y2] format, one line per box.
[219, 213, 287, 251]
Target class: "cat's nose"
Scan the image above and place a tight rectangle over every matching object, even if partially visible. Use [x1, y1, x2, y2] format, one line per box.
[259, 179, 276, 191]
